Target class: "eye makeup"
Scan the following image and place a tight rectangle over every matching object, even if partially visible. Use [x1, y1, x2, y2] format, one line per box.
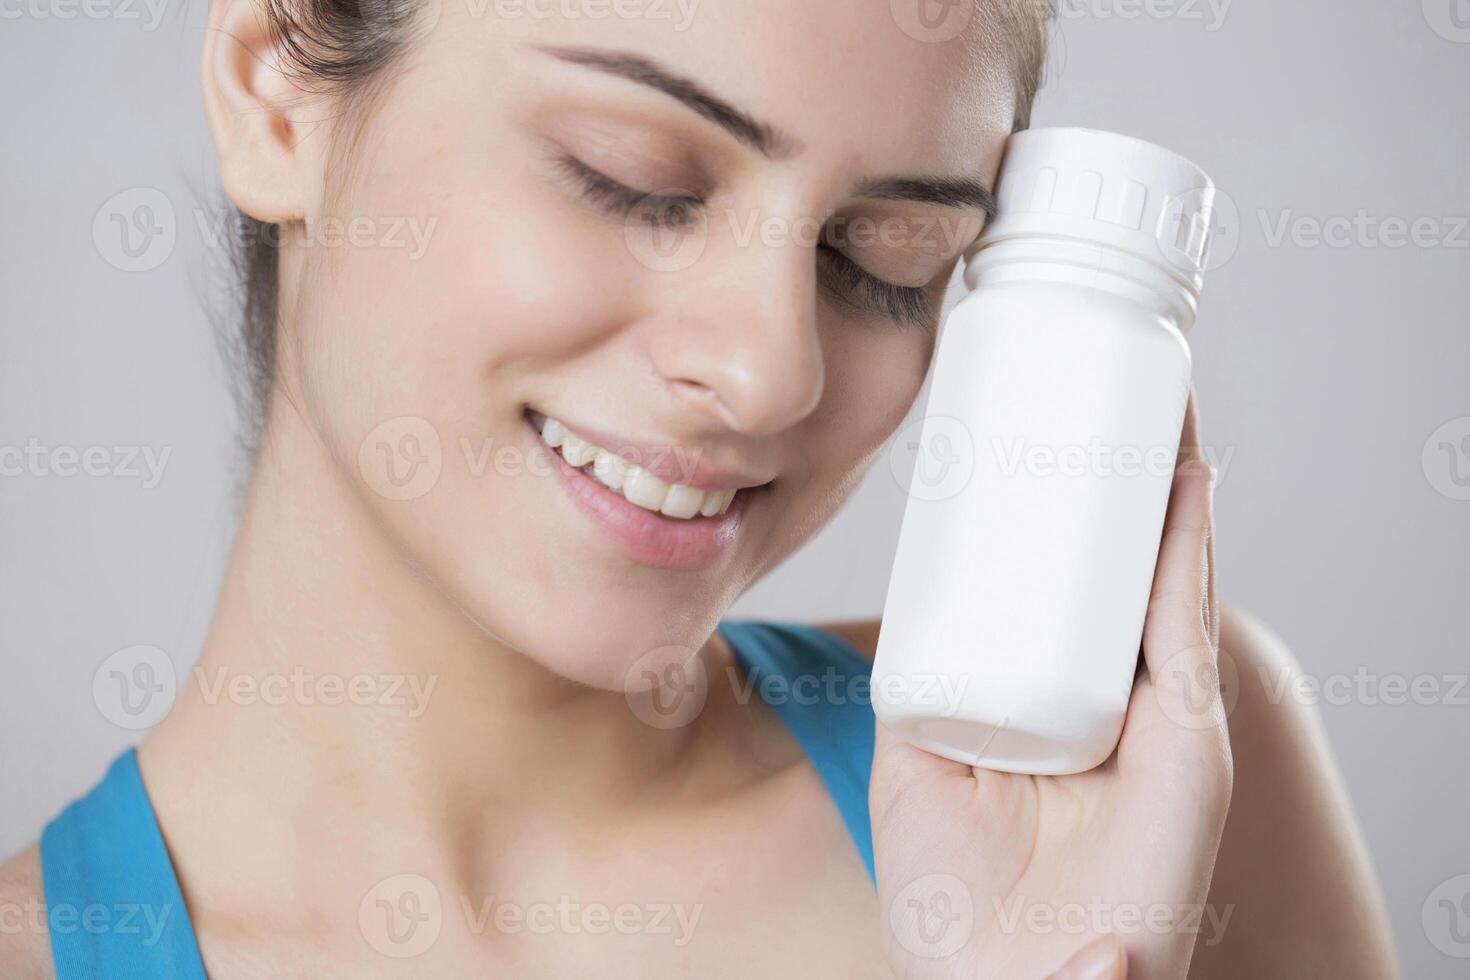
[816, 246, 938, 328]
[541, 120, 945, 329]
[551, 153, 704, 230]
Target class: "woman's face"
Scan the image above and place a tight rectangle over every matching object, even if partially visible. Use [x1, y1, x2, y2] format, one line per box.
[270, 0, 1019, 688]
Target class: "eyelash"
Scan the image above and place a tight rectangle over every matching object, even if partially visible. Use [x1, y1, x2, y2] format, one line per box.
[815, 246, 935, 329]
[555, 153, 937, 329]
[554, 155, 702, 229]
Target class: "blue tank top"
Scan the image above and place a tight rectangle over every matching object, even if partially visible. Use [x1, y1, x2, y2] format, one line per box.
[38, 620, 876, 978]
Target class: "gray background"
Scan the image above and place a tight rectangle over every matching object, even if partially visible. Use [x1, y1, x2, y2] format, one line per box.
[1, 1, 1466, 975]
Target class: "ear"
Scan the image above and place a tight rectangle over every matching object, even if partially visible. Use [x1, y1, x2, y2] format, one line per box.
[201, 0, 318, 223]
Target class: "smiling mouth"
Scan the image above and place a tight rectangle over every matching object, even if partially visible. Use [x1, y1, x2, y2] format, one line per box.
[528, 411, 740, 521]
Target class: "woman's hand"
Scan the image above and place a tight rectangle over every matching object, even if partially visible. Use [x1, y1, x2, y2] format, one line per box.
[870, 397, 1231, 980]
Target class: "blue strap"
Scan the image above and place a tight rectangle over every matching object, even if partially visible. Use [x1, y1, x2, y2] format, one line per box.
[717, 620, 876, 885]
[40, 748, 207, 980]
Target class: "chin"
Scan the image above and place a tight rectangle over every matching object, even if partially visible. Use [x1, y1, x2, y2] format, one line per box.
[462, 574, 727, 694]
[412, 500, 730, 692]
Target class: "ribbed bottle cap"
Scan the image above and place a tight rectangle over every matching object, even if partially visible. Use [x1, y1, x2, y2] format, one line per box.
[972, 127, 1218, 294]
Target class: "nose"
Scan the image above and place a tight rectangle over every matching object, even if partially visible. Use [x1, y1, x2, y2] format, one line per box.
[646, 235, 825, 439]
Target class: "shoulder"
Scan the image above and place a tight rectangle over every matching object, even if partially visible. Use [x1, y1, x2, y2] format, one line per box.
[0, 844, 56, 980]
[1212, 602, 1351, 807]
[1199, 605, 1401, 975]
[816, 619, 881, 661]
[1219, 602, 1301, 679]
[1214, 603, 1323, 775]
[1217, 602, 1311, 741]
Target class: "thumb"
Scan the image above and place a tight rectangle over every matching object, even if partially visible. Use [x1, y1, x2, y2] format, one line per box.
[1047, 934, 1127, 980]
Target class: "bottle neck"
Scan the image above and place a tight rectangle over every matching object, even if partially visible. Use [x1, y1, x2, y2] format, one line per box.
[964, 236, 1200, 331]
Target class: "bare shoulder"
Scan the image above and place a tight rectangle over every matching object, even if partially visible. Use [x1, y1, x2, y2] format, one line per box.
[0, 844, 56, 980]
[1219, 602, 1301, 683]
[1193, 604, 1401, 978]
[1215, 602, 1347, 772]
[819, 619, 882, 660]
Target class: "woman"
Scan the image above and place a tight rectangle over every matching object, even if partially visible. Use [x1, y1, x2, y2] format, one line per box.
[0, 0, 1399, 975]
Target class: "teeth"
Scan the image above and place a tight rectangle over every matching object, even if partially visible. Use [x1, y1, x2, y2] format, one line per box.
[661, 484, 705, 520]
[622, 466, 670, 511]
[534, 413, 740, 520]
[561, 434, 594, 468]
[700, 489, 736, 517]
[592, 451, 629, 491]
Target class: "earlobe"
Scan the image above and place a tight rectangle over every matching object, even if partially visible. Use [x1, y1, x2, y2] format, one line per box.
[201, 0, 313, 224]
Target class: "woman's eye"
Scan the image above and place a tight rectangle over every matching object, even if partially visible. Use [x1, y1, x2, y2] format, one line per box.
[556, 154, 933, 328]
[817, 245, 936, 329]
[555, 155, 703, 228]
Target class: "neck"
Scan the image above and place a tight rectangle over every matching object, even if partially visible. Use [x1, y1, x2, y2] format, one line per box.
[141, 395, 741, 911]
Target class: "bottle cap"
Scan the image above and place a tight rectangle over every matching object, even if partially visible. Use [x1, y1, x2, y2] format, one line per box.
[972, 127, 1219, 293]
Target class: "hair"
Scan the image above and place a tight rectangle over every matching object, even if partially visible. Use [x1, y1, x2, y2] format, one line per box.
[227, 0, 1056, 445]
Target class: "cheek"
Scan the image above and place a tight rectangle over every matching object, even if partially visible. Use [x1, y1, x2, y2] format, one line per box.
[806, 322, 934, 490]
[284, 107, 639, 455]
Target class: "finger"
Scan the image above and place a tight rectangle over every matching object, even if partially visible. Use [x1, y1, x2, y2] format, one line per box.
[1143, 461, 1213, 669]
[1178, 390, 1203, 462]
[1047, 934, 1127, 980]
[1141, 396, 1218, 701]
[1176, 393, 1219, 646]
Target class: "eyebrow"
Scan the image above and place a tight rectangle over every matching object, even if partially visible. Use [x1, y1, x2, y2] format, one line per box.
[535, 44, 798, 158]
[854, 176, 998, 220]
[535, 45, 996, 219]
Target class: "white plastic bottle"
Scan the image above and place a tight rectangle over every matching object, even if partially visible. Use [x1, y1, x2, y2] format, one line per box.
[872, 127, 1218, 775]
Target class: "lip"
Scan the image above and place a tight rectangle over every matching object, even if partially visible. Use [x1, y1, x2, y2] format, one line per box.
[527, 414, 753, 571]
